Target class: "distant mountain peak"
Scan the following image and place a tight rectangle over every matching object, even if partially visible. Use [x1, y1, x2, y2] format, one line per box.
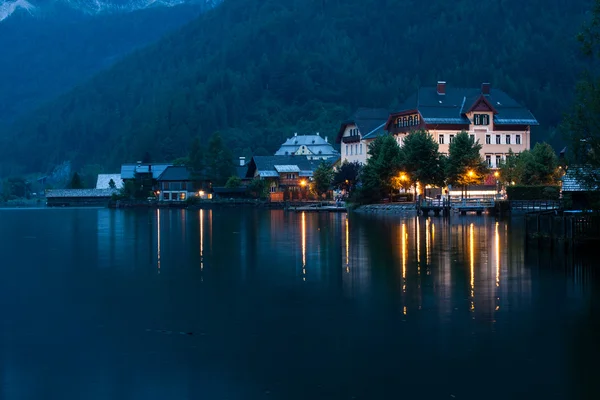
[0, 0, 216, 22]
[0, 0, 36, 22]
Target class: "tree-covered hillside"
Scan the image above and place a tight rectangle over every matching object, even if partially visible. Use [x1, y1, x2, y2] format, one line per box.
[0, 0, 592, 174]
[0, 2, 208, 123]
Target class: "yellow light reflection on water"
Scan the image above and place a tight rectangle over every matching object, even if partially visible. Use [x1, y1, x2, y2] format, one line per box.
[157, 209, 161, 273]
[495, 221, 500, 287]
[302, 212, 306, 281]
[470, 223, 474, 311]
[345, 216, 349, 273]
[200, 209, 204, 271]
[426, 218, 431, 265]
[416, 216, 420, 268]
[402, 223, 407, 293]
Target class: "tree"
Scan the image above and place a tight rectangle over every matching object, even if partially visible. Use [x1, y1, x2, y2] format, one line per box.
[312, 162, 334, 198]
[248, 179, 268, 199]
[108, 179, 116, 189]
[398, 129, 444, 193]
[498, 148, 519, 185]
[206, 132, 233, 186]
[446, 131, 488, 196]
[332, 160, 361, 191]
[69, 172, 83, 189]
[225, 176, 242, 188]
[516, 143, 560, 185]
[562, 0, 600, 186]
[357, 135, 402, 202]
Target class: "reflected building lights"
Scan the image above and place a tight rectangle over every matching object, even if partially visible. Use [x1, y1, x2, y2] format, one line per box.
[416, 216, 421, 269]
[200, 209, 204, 271]
[426, 218, 431, 265]
[402, 223, 407, 293]
[157, 209, 161, 273]
[302, 212, 306, 281]
[495, 222, 500, 287]
[470, 223, 474, 311]
[345, 216, 349, 273]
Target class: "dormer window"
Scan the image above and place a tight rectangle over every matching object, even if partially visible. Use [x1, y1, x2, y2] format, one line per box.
[474, 114, 490, 126]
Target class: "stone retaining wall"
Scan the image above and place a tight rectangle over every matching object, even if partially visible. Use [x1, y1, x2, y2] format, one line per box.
[355, 203, 417, 214]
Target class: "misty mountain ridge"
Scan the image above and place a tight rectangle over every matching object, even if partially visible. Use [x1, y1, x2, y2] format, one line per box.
[0, 0, 593, 174]
[0, 0, 218, 21]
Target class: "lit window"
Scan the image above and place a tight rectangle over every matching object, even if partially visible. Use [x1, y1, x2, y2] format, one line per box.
[486, 135, 491, 144]
[516, 135, 521, 144]
[506, 135, 511, 145]
[496, 135, 501, 144]
[439, 135, 444, 144]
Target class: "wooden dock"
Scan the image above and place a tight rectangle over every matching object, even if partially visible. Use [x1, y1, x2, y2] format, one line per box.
[418, 198, 496, 216]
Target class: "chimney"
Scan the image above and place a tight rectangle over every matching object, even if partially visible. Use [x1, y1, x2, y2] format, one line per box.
[294, 132, 298, 137]
[316, 132, 320, 136]
[437, 81, 446, 95]
[325, 136, 328, 143]
[239, 157, 246, 167]
[481, 82, 491, 95]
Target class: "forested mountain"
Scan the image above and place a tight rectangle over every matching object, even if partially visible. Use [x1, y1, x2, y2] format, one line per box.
[0, 1, 213, 123]
[0, 0, 592, 174]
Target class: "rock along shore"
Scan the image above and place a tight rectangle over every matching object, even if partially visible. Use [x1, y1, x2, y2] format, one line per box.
[354, 203, 417, 214]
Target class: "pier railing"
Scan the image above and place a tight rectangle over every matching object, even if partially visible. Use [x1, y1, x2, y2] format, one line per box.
[510, 200, 561, 211]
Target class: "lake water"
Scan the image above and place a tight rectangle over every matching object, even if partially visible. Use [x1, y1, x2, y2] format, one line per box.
[0, 207, 598, 399]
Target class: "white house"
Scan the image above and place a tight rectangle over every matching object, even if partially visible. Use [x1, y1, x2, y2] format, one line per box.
[335, 108, 390, 165]
[275, 133, 339, 161]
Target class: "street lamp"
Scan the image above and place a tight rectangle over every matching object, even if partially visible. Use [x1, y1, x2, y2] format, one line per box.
[494, 171, 500, 198]
[465, 170, 474, 199]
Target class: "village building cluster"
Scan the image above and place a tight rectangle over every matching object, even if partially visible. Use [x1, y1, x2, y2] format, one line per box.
[46, 81, 596, 207]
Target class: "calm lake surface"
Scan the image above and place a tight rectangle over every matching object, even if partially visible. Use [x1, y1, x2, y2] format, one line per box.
[0, 207, 599, 400]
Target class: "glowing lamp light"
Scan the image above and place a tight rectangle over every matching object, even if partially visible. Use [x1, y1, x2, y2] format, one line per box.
[494, 171, 499, 178]
[300, 180, 307, 187]
[467, 170, 475, 178]
[198, 190, 205, 196]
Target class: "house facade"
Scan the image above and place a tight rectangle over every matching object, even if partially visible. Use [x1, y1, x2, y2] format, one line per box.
[245, 155, 336, 201]
[384, 82, 538, 168]
[156, 166, 195, 201]
[275, 133, 339, 161]
[335, 108, 390, 165]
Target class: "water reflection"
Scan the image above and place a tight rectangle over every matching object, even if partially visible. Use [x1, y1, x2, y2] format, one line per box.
[1, 208, 600, 399]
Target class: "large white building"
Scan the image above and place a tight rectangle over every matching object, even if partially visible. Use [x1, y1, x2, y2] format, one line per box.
[275, 133, 339, 161]
[385, 81, 538, 169]
[336, 108, 390, 165]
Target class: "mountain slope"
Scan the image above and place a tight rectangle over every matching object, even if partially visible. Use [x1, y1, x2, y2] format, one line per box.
[0, 1, 214, 123]
[0, 0, 592, 174]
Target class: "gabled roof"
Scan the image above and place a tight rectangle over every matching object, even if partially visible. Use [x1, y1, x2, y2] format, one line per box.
[391, 85, 538, 126]
[121, 163, 172, 179]
[96, 174, 123, 189]
[361, 122, 387, 140]
[562, 167, 600, 192]
[275, 134, 339, 156]
[246, 156, 336, 179]
[157, 166, 191, 181]
[336, 108, 390, 143]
